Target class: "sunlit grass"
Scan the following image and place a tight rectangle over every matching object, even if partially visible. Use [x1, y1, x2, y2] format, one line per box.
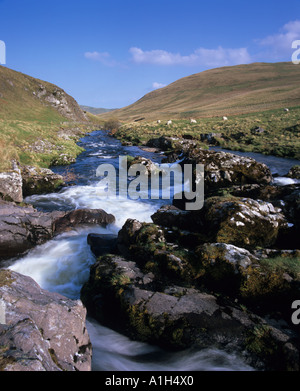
[116, 106, 300, 160]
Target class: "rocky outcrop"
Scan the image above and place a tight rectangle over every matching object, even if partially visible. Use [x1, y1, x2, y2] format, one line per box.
[0, 162, 23, 203]
[0, 269, 91, 371]
[33, 83, 87, 122]
[0, 200, 115, 261]
[146, 136, 200, 152]
[21, 165, 64, 197]
[152, 196, 287, 250]
[53, 209, 115, 234]
[0, 164, 66, 202]
[81, 252, 299, 371]
[87, 233, 118, 257]
[164, 147, 272, 191]
[287, 165, 300, 179]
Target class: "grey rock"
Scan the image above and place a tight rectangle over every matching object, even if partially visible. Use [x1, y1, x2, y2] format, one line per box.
[81, 254, 299, 370]
[0, 163, 23, 203]
[0, 200, 115, 261]
[0, 269, 91, 371]
[21, 165, 64, 197]
[87, 233, 118, 257]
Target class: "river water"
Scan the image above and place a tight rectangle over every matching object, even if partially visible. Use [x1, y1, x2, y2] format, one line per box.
[7, 131, 299, 371]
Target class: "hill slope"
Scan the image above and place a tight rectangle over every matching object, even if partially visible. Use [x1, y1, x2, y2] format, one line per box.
[0, 66, 100, 171]
[0, 66, 87, 122]
[102, 62, 300, 121]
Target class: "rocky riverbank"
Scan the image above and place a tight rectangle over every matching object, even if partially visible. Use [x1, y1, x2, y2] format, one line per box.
[1, 135, 299, 371]
[81, 138, 300, 371]
[0, 201, 115, 370]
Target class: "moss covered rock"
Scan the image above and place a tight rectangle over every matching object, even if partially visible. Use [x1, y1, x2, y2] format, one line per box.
[21, 165, 64, 197]
[81, 252, 299, 370]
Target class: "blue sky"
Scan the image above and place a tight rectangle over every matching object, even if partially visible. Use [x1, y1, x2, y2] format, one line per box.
[0, 0, 300, 108]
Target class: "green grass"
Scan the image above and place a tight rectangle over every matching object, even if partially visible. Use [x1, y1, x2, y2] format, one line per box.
[115, 106, 300, 159]
[259, 255, 300, 280]
[0, 118, 87, 171]
[0, 66, 103, 171]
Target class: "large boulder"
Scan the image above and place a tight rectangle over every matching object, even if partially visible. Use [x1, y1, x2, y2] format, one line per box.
[53, 208, 115, 234]
[201, 196, 287, 249]
[87, 233, 118, 257]
[21, 165, 65, 197]
[0, 269, 91, 371]
[81, 254, 299, 370]
[0, 200, 64, 260]
[152, 196, 287, 250]
[0, 163, 23, 203]
[165, 148, 273, 191]
[0, 200, 115, 261]
[287, 165, 300, 179]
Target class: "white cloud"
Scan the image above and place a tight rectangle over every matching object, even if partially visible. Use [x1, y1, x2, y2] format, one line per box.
[152, 82, 167, 89]
[84, 51, 117, 66]
[129, 46, 252, 67]
[256, 20, 300, 58]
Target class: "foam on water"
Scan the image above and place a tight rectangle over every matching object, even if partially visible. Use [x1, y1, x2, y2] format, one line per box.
[273, 177, 300, 186]
[86, 318, 253, 371]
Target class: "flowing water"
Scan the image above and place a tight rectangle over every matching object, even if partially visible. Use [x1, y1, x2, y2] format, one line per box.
[7, 131, 299, 371]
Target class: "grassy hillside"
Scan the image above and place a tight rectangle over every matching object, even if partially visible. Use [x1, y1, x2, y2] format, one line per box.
[0, 66, 101, 171]
[116, 105, 300, 160]
[101, 62, 300, 121]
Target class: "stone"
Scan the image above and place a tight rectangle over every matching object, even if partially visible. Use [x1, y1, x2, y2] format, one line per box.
[21, 165, 64, 197]
[154, 196, 288, 250]
[54, 208, 115, 234]
[286, 165, 300, 179]
[164, 148, 273, 191]
[87, 233, 118, 257]
[0, 269, 92, 371]
[0, 162, 23, 203]
[202, 196, 288, 249]
[0, 201, 116, 261]
[80, 254, 299, 370]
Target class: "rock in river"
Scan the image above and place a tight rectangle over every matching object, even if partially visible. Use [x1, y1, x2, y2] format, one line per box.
[0, 200, 115, 261]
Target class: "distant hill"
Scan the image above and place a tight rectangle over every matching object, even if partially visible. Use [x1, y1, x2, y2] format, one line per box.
[100, 62, 300, 121]
[80, 106, 117, 115]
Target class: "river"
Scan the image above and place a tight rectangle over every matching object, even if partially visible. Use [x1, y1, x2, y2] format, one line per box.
[7, 131, 299, 371]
